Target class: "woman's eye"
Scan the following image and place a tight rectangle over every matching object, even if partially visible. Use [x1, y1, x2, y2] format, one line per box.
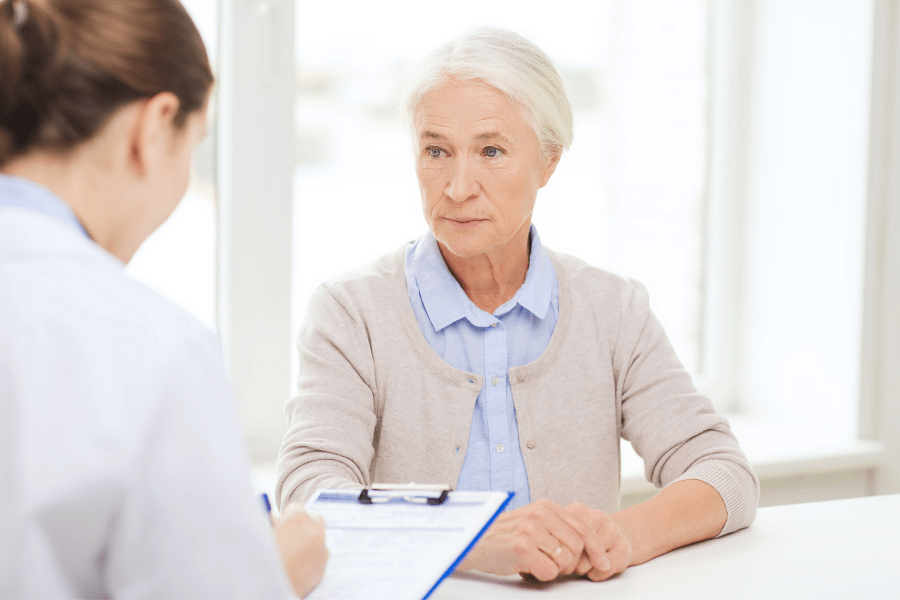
[484, 146, 502, 158]
[427, 147, 445, 158]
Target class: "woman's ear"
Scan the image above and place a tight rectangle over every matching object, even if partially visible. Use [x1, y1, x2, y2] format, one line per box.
[129, 92, 181, 176]
[539, 145, 562, 188]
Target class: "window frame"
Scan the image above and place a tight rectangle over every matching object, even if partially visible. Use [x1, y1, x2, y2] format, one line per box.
[217, 0, 295, 463]
[860, 0, 900, 494]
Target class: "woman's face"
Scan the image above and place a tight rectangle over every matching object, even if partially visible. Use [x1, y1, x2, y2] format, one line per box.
[415, 82, 558, 260]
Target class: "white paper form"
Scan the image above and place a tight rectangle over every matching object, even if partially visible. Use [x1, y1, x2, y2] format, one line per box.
[304, 488, 512, 600]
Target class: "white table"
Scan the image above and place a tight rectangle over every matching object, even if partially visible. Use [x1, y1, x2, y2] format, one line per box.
[431, 494, 900, 599]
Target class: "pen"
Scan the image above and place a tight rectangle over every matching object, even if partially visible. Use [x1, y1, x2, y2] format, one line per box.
[261, 492, 273, 526]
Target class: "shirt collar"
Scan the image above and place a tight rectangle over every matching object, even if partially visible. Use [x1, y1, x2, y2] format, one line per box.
[0, 175, 90, 239]
[502, 225, 553, 320]
[411, 224, 553, 332]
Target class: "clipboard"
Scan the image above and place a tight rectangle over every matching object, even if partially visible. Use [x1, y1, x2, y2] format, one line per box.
[304, 485, 513, 600]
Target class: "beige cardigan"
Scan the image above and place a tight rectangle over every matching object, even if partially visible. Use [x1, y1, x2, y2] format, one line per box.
[276, 244, 759, 536]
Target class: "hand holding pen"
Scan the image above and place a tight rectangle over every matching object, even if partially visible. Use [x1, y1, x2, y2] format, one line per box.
[262, 492, 274, 526]
[261, 493, 329, 598]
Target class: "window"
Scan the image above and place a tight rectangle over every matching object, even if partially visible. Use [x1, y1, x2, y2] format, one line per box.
[222, 0, 896, 490]
[708, 0, 872, 441]
[292, 0, 711, 381]
[290, 0, 872, 430]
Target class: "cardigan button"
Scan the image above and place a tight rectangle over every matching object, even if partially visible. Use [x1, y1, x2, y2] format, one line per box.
[527, 440, 536, 449]
[517, 372, 526, 382]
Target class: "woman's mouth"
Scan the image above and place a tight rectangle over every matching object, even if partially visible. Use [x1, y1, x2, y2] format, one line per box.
[446, 217, 486, 229]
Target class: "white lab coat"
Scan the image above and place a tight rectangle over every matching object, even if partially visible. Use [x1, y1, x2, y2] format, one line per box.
[0, 207, 294, 598]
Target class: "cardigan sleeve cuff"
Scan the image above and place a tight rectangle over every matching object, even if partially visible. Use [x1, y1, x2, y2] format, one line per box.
[669, 460, 755, 537]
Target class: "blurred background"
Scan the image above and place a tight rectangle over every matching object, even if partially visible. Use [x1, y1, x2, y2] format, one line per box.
[126, 0, 900, 508]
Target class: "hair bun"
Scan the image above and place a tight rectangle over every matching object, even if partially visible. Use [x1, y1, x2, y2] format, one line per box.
[0, 1, 26, 163]
[0, 0, 212, 168]
[0, 0, 59, 165]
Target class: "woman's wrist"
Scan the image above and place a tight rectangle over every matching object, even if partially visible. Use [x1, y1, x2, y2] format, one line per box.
[612, 480, 727, 566]
[607, 511, 643, 566]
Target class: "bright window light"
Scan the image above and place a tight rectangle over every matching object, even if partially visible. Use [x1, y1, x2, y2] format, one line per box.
[291, 0, 710, 382]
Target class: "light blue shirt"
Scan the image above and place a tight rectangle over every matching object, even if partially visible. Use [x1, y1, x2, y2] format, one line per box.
[0, 175, 89, 238]
[405, 226, 559, 510]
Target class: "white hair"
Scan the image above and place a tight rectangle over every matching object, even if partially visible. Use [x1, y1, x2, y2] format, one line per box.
[400, 27, 574, 156]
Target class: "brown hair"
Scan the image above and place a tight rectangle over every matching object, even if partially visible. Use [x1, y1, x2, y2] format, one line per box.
[0, 0, 214, 166]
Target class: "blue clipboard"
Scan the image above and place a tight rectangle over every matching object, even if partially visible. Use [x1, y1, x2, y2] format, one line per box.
[422, 490, 514, 599]
[304, 487, 515, 600]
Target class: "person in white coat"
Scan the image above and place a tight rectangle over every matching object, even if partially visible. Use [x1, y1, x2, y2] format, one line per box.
[0, 0, 326, 597]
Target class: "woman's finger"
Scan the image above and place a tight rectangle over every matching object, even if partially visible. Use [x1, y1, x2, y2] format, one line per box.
[520, 548, 561, 582]
[541, 544, 576, 574]
[574, 553, 593, 576]
[528, 501, 586, 572]
[563, 503, 612, 572]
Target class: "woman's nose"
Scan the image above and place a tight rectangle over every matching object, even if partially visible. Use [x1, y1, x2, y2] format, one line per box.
[445, 157, 480, 203]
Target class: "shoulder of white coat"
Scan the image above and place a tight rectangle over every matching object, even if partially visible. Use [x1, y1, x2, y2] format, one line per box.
[111, 269, 221, 357]
[1, 222, 220, 370]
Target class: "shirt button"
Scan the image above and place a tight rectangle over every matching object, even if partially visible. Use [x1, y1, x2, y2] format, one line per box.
[491, 376, 500, 386]
[517, 373, 526, 382]
[527, 440, 536, 449]
[496, 443, 504, 453]
[491, 322, 498, 327]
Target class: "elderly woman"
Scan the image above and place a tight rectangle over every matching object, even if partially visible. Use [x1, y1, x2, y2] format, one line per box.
[277, 27, 758, 582]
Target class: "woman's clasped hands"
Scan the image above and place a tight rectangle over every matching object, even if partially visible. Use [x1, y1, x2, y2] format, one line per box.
[458, 500, 634, 582]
